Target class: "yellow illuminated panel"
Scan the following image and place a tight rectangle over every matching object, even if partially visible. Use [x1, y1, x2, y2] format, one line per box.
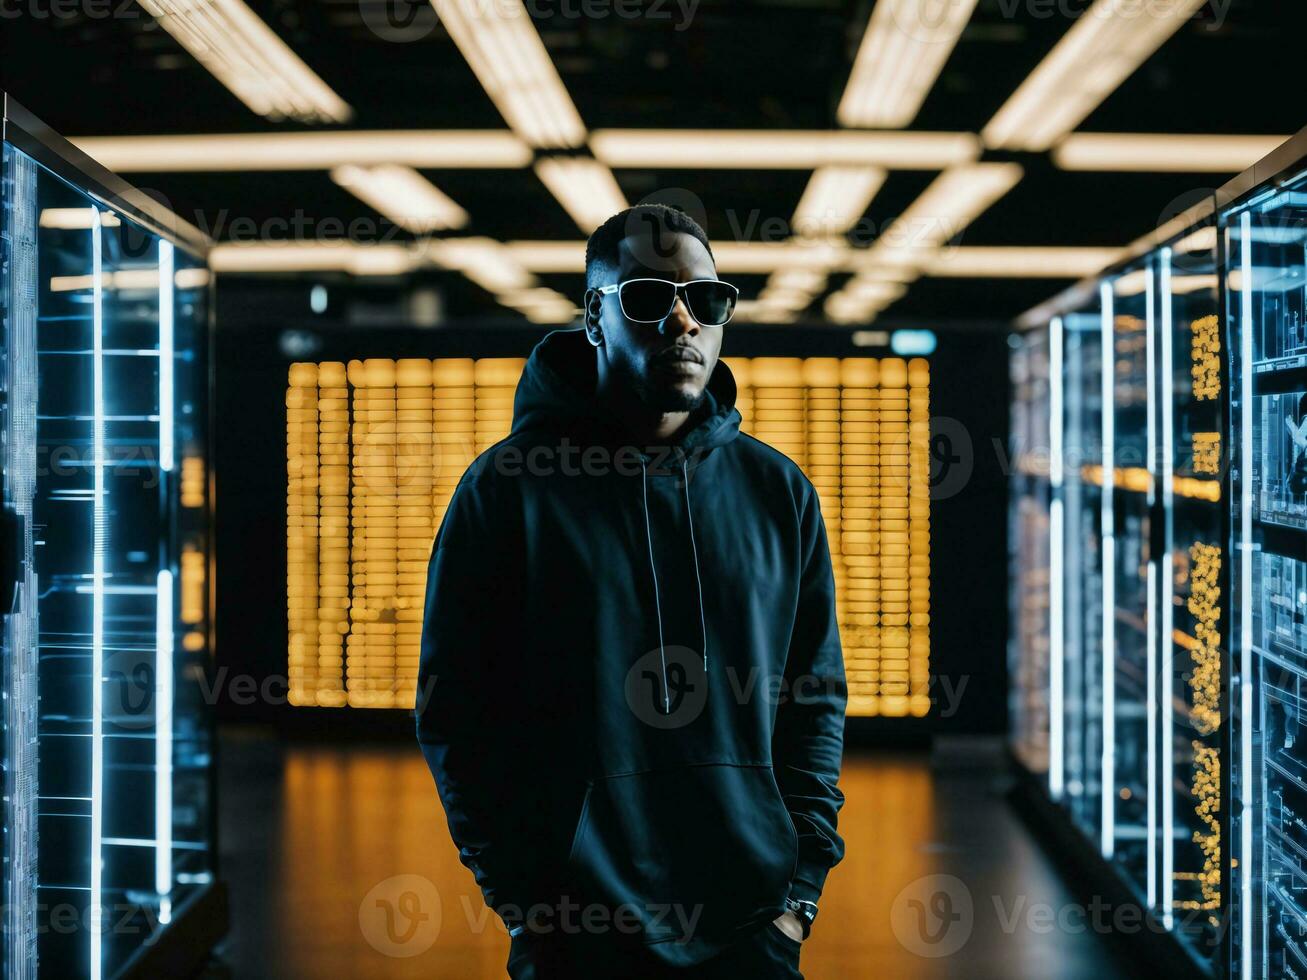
[1181, 541, 1222, 917]
[1190, 314, 1221, 401]
[726, 356, 931, 719]
[288, 355, 930, 717]
[287, 358, 524, 708]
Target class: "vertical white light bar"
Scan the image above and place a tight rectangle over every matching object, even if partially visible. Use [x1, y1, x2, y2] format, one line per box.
[1159, 248, 1176, 928]
[1100, 280, 1116, 859]
[90, 209, 106, 980]
[1049, 316, 1066, 800]
[159, 240, 175, 473]
[1144, 263, 1158, 911]
[155, 569, 174, 925]
[1238, 210, 1254, 980]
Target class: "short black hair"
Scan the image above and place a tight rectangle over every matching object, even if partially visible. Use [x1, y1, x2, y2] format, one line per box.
[584, 204, 714, 289]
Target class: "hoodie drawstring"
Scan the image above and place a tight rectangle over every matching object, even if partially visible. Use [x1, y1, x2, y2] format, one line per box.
[639, 458, 670, 714]
[639, 456, 711, 715]
[683, 458, 708, 674]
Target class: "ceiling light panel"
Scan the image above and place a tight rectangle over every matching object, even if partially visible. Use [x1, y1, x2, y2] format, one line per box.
[791, 166, 888, 237]
[431, 0, 587, 149]
[925, 246, 1122, 278]
[838, 0, 980, 128]
[534, 157, 629, 233]
[867, 162, 1023, 269]
[982, 0, 1207, 151]
[1053, 133, 1286, 172]
[590, 130, 980, 169]
[210, 242, 417, 275]
[331, 165, 469, 232]
[138, 0, 351, 123]
[71, 131, 533, 172]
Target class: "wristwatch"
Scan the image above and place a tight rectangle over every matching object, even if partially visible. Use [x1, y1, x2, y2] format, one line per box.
[784, 898, 818, 939]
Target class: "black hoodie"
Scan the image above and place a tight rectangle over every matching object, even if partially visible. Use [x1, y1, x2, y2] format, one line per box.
[416, 329, 846, 967]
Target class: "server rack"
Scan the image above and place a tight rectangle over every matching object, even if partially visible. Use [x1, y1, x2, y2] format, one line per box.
[1220, 130, 1307, 980]
[0, 95, 226, 978]
[1011, 126, 1307, 979]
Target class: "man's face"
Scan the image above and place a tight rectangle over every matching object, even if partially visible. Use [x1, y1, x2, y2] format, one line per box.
[593, 231, 724, 414]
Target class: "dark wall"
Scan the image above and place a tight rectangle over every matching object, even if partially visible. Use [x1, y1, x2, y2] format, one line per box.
[212, 281, 1010, 740]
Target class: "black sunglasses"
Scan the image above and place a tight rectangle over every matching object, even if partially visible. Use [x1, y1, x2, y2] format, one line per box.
[596, 278, 739, 327]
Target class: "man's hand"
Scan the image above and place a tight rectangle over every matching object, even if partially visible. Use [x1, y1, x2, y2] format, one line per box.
[772, 911, 805, 942]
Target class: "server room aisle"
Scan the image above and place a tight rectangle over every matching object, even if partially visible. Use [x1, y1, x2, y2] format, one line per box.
[210, 730, 1134, 980]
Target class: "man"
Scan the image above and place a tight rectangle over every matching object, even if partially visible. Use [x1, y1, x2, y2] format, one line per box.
[417, 204, 846, 979]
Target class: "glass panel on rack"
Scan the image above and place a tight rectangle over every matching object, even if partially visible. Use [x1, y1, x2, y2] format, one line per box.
[1063, 299, 1103, 842]
[1010, 328, 1052, 776]
[21, 147, 213, 978]
[32, 156, 103, 980]
[1108, 269, 1152, 896]
[1162, 235, 1223, 965]
[1227, 168, 1307, 980]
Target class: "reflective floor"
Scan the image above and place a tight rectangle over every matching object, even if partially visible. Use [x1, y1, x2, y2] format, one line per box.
[212, 729, 1133, 979]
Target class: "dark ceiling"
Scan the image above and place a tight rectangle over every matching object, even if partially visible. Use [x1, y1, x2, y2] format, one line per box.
[3, 0, 1305, 324]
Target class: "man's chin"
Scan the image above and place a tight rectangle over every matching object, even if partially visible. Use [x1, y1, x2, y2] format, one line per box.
[643, 381, 705, 414]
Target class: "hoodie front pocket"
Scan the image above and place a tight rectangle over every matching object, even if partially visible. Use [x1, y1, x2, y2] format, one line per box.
[567, 781, 595, 866]
[565, 763, 797, 950]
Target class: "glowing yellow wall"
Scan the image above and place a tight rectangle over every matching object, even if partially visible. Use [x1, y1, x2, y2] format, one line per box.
[287, 356, 930, 716]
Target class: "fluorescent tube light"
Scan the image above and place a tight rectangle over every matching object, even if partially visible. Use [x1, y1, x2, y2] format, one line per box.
[209, 241, 418, 276]
[331, 165, 469, 232]
[138, 0, 351, 123]
[983, 0, 1207, 151]
[431, 0, 586, 148]
[838, 0, 979, 128]
[534, 157, 629, 233]
[925, 246, 1119, 278]
[71, 131, 532, 172]
[427, 237, 535, 293]
[1054, 133, 1286, 172]
[791, 166, 887, 237]
[861, 163, 1023, 271]
[590, 129, 981, 169]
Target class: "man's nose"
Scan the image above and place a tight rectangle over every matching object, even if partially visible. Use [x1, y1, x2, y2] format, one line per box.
[662, 295, 699, 336]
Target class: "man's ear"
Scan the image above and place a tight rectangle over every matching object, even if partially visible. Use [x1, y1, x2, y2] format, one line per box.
[583, 288, 604, 346]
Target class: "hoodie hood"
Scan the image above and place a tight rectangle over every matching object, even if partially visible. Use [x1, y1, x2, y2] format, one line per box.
[510, 328, 741, 460]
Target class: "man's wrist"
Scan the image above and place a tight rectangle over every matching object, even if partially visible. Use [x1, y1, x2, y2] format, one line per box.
[783, 898, 818, 938]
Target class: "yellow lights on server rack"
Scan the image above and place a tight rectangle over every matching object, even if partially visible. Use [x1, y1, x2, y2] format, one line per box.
[181, 456, 206, 508]
[1192, 433, 1221, 476]
[180, 546, 206, 625]
[288, 356, 930, 717]
[1191, 315, 1221, 400]
[1182, 541, 1222, 919]
[1187, 542, 1222, 737]
[287, 358, 525, 709]
[726, 356, 932, 719]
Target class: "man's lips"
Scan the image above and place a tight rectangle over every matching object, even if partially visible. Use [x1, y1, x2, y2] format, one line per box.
[653, 347, 704, 367]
